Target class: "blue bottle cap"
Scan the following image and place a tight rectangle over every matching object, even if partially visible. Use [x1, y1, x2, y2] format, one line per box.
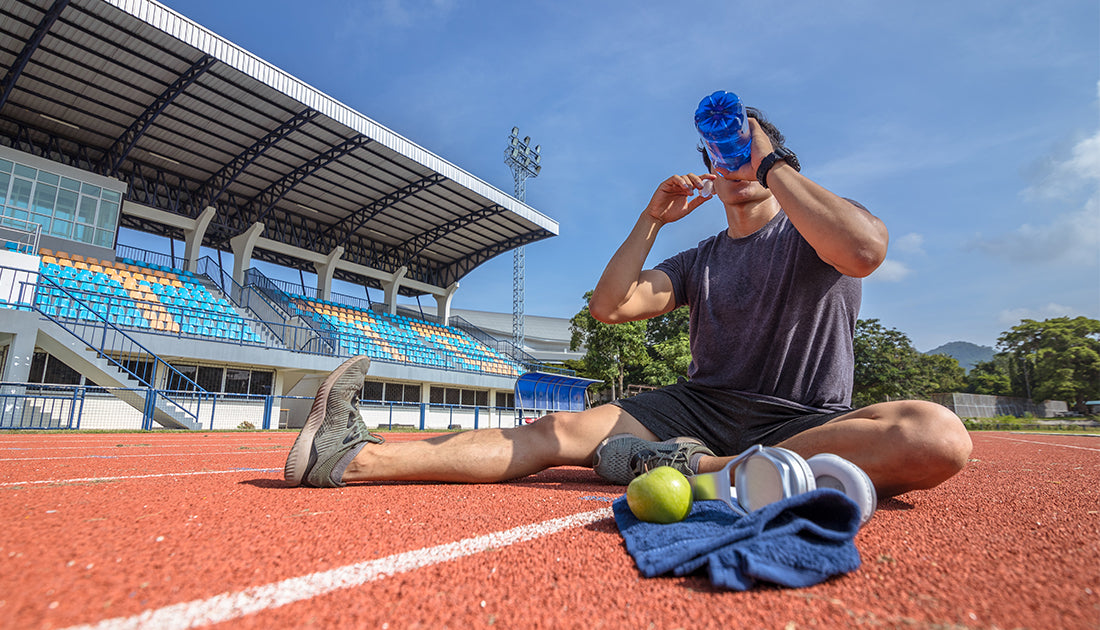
[694, 91, 746, 141]
[694, 91, 751, 171]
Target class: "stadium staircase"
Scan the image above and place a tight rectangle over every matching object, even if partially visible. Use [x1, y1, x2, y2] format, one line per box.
[37, 251, 265, 344]
[242, 266, 526, 376]
[20, 269, 208, 430]
[288, 296, 523, 376]
[240, 268, 335, 355]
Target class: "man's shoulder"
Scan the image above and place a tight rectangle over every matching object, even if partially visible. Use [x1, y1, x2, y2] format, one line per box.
[693, 230, 729, 251]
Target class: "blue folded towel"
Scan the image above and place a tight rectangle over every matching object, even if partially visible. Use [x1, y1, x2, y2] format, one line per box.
[613, 488, 862, 590]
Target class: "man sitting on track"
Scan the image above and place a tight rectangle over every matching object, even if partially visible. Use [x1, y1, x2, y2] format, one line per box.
[284, 107, 973, 498]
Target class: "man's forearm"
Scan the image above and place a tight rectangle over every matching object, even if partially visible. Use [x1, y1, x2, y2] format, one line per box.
[765, 163, 888, 278]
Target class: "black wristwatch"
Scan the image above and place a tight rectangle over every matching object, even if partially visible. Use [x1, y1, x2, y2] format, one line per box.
[756, 146, 799, 189]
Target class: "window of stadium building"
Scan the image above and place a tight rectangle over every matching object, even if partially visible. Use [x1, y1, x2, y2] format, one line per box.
[0, 157, 121, 248]
[166, 364, 273, 396]
[430, 386, 489, 407]
[363, 380, 421, 404]
[26, 352, 156, 390]
[28, 352, 83, 386]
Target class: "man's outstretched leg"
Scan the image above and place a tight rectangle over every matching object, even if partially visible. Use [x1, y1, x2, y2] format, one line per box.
[284, 355, 660, 488]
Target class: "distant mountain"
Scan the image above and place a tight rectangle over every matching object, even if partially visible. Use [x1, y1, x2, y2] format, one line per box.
[925, 341, 996, 372]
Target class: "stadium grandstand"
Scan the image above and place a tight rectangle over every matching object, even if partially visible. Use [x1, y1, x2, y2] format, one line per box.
[0, 0, 597, 431]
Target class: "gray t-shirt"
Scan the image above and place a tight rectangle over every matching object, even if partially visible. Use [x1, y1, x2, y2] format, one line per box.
[655, 210, 860, 410]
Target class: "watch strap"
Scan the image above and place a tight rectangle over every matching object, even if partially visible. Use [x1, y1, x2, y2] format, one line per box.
[756, 151, 786, 189]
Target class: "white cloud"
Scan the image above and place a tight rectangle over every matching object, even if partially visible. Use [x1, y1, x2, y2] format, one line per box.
[972, 200, 1100, 264]
[973, 128, 1100, 265]
[866, 258, 911, 283]
[894, 232, 925, 255]
[372, 0, 457, 28]
[997, 303, 1086, 326]
[1022, 127, 1100, 202]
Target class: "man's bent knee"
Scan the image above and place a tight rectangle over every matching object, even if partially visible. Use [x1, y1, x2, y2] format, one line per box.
[888, 400, 972, 489]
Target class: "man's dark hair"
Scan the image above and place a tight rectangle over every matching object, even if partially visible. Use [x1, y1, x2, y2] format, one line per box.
[698, 107, 791, 172]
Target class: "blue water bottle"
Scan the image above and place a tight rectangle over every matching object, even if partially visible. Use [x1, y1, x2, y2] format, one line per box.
[694, 91, 751, 172]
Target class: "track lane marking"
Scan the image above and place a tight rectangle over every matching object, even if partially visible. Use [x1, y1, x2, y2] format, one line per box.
[0, 451, 283, 461]
[982, 434, 1100, 452]
[0, 468, 281, 487]
[0, 443, 290, 451]
[59, 506, 615, 630]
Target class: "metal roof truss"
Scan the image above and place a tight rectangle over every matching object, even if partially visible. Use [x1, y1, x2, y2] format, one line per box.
[0, 0, 558, 296]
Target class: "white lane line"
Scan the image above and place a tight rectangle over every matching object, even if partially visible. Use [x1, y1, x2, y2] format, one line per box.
[0, 468, 281, 487]
[983, 434, 1100, 453]
[0, 451, 282, 461]
[60, 506, 615, 630]
[0, 443, 289, 451]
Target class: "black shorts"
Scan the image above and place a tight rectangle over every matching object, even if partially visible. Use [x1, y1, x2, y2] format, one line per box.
[611, 381, 852, 456]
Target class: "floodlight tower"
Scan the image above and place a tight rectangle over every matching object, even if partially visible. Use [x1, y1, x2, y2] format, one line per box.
[504, 126, 541, 352]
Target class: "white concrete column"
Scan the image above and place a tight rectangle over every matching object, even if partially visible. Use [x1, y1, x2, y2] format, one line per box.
[313, 246, 344, 302]
[381, 266, 408, 315]
[434, 281, 459, 325]
[0, 328, 37, 384]
[229, 222, 265, 288]
[182, 206, 216, 273]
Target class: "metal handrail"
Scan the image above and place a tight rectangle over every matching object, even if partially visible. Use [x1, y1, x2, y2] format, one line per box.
[19, 271, 209, 426]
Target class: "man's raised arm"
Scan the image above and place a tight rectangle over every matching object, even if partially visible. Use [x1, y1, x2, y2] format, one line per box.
[737, 119, 889, 278]
[589, 174, 712, 324]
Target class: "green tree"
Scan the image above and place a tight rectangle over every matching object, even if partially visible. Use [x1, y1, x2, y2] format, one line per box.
[570, 291, 649, 399]
[916, 352, 967, 395]
[997, 317, 1100, 411]
[853, 318, 966, 407]
[853, 319, 919, 406]
[966, 356, 1013, 396]
[636, 306, 691, 387]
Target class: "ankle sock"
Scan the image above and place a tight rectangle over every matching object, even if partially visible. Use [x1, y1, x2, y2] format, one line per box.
[331, 444, 366, 485]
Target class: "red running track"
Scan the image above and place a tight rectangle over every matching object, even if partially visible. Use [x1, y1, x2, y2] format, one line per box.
[0, 431, 1097, 629]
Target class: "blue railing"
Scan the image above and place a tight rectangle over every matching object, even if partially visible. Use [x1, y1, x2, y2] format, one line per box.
[2, 265, 209, 428]
[27, 247, 572, 378]
[0, 382, 519, 431]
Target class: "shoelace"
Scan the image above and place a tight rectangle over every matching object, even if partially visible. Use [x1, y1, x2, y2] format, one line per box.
[629, 448, 693, 476]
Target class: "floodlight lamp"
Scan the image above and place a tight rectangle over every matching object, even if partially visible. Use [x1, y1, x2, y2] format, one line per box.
[511, 126, 520, 136]
[523, 136, 531, 145]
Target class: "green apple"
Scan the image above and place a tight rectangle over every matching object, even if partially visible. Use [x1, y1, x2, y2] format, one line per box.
[626, 465, 693, 523]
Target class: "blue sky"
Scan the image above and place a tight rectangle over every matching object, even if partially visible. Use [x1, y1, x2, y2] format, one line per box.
[151, 0, 1099, 351]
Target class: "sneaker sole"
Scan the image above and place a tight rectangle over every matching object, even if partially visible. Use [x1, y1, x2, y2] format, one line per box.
[284, 355, 370, 486]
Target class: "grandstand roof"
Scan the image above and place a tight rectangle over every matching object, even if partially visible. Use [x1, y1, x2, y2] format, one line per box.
[0, 0, 558, 295]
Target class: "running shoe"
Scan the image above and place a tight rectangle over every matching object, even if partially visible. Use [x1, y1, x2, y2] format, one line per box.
[592, 433, 714, 485]
[284, 355, 383, 488]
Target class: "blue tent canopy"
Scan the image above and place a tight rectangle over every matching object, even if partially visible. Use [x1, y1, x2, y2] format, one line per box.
[514, 372, 602, 422]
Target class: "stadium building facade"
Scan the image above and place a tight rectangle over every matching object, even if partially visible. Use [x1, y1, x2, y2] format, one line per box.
[0, 0, 591, 431]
